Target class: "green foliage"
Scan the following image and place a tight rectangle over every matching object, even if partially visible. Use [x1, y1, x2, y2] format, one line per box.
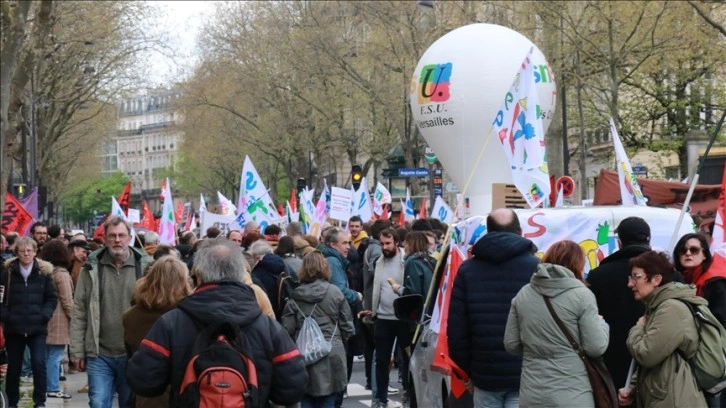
[62, 171, 130, 224]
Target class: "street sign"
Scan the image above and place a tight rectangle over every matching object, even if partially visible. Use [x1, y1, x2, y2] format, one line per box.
[445, 182, 460, 193]
[556, 176, 575, 198]
[632, 166, 648, 176]
[399, 168, 430, 177]
[433, 187, 443, 196]
[424, 146, 437, 164]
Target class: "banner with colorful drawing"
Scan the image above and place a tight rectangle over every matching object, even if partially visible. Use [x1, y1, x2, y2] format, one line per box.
[451, 206, 695, 277]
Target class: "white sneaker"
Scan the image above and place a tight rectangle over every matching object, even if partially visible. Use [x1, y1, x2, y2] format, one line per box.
[387, 384, 399, 395]
[385, 401, 403, 408]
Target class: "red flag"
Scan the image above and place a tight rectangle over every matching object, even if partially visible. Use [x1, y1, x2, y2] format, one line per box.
[160, 180, 167, 202]
[117, 182, 131, 214]
[175, 201, 184, 224]
[418, 198, 427, 219]
[431, 246, 469, 398]
[2, 192, 35, 235]
[398, 212, 405, 227]
[290, 189, 298, 213]
[381, 204, 390, 220]
[140, 200, 156, 231]
[707, 165, 726, 286]
[278, 204, 285, 217]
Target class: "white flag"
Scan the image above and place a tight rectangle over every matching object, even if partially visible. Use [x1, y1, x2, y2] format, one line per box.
[217, 191, 237, 216]
[159, 178, 176, 245]
[555, 186, 564, 207]
[493, 47, 550, 208]
[430, 196, 454, 224]
[199, 193, 207, 213]
[351, 177, 373, 222]
[404, 187, 416, 221]
[610, 118, 647, 206]
[239, 155, 279, 222]
[372, 182, 392, 215]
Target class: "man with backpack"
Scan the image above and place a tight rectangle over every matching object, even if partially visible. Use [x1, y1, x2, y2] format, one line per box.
[127, 239, 308, 407]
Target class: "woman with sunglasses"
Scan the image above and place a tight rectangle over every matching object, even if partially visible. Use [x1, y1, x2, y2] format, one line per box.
[673, 233, 726, 327]
[673, 233, 726, 408]
[618, 251, 706, 407]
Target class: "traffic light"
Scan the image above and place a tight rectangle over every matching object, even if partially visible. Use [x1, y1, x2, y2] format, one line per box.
[296, 177, 306, 197]
[351, 165, 363, 190]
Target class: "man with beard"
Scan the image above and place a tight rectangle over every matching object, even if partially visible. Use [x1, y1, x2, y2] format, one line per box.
[70, 216, 152, 407]
[368, 228, 406, 408]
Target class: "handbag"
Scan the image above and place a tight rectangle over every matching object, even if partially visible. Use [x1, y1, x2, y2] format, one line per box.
[542, 295, 618, 408]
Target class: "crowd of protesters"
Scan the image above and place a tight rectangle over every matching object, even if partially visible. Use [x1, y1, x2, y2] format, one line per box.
[0, 210, 724, 408]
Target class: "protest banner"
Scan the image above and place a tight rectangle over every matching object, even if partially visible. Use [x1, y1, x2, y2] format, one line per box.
[329, 187, 353, 221]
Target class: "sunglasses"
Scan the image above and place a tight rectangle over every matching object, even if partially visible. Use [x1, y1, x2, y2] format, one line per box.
[679, 246, 702, 256]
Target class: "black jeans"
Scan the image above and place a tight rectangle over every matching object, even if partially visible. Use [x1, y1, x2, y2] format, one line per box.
[6, 333, 47, 407]
[374, 318, 412, 403]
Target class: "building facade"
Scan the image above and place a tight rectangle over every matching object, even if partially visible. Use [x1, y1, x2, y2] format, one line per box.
[102, 88, 182, 210]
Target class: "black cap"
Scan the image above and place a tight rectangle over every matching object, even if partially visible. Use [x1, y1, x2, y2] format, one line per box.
[615, 217, 650, 244]
[68, 240, 90, 251]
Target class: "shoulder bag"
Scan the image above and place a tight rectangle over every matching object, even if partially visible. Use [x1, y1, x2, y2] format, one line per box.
[543, 295, 618, 408]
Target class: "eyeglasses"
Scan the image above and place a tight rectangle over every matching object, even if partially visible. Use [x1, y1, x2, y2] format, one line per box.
[628, 273, 646, 283]
[107, 233, 129, 241]
[679, 246, 702, 256]
[17, 248, 36, 254]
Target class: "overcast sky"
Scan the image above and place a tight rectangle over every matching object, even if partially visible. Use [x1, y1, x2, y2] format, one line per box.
[145, 1, 218, 85]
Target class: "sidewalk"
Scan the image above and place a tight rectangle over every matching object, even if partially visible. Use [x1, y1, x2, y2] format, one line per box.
[18, 370, 118, 408]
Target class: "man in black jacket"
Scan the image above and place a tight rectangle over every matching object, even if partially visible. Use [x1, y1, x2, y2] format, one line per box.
[587, 216, 650, 390]
[448, 209, 538, 408]
[126, 239, 307, 406]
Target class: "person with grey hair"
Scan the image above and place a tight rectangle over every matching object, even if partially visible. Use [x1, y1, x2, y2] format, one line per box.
[320, 227, 363, 406]
[1, 236, 58, 408]
[143, 231, 160, 257]
[70, 216, 152, 408]
[127, 239, 308, 406]
[250, 239, 287, 319]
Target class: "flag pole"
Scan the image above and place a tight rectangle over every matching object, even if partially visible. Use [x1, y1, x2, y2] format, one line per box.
[413, 123, 497, 344]
[667, 109, 725, 252]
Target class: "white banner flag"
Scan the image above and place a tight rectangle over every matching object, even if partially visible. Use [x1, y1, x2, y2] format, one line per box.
[610, 118, 647, 206]
[430, 196, 454, 224]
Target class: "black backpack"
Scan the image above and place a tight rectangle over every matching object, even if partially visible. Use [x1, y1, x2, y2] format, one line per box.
[275, 263, 300, 319]
[178, 311, 259, 408]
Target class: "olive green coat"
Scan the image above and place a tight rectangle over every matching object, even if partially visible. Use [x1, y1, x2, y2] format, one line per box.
[626, 282, 707, 408]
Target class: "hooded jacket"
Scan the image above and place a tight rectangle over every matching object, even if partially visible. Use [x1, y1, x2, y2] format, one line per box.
[251, 253, 286, 315]
[586, 244, 649, 387]
[448, 231, 539, 391]
[281, 279, 354, 397]
[126, 281, 308, 407]
[504, 263, 609, 407]
[0, 257, 57, 336]
[626, 283, 706, 408]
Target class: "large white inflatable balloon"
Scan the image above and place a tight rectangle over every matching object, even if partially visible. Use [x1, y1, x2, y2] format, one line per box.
[410, 23, 556, 216]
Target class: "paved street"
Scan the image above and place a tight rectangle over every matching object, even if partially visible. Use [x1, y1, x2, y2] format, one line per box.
[16, 357, 404, 407]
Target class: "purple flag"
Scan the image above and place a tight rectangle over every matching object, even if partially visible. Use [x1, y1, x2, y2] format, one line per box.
[17, 187, 38, 236]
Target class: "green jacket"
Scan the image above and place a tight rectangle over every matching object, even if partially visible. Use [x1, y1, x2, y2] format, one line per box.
[70, 246, 152, 359]
[626, 282, 707, 408]
[402, 253, 435, 299]
[504, 263, 609, 407]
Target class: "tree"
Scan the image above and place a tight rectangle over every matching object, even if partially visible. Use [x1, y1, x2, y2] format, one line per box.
[1, 0, 54, 212]
[62, 171, 129, 225]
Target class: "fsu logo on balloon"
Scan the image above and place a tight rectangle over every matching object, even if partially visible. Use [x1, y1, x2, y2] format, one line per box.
[415, 62, 455, 129]
[417, 62, 452, 104]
